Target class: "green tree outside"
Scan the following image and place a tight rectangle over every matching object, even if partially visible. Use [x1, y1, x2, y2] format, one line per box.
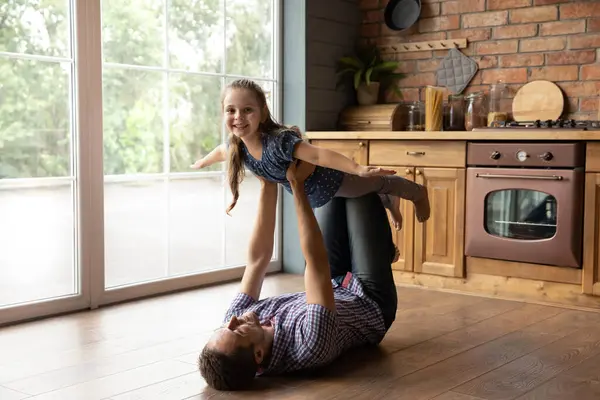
[0, 0, 274, 178]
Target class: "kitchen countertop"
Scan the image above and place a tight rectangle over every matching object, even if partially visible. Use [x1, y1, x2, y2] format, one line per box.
[305, 129, 600, 141]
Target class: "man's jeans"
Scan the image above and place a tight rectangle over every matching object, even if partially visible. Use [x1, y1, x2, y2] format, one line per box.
[314, 193, 398, 330]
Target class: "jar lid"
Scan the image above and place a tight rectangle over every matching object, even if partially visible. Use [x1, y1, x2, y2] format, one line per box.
[465, 91, 484, 99]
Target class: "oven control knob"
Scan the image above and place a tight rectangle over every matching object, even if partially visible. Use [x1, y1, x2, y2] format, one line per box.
[516, 150, 529, 162]
[490, 151, 501, 160]
[540, 152, 554, 161]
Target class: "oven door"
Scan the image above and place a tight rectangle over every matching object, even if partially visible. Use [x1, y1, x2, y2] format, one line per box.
[465, 167, 584, 268]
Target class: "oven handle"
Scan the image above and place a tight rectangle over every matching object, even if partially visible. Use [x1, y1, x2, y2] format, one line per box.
[475, 173, 564, 181]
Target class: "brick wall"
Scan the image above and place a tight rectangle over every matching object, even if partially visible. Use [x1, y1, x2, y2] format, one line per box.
[360, 0, 600, 120]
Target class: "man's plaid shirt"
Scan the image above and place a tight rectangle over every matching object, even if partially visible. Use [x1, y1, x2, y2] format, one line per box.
[223, 272, 387, 375]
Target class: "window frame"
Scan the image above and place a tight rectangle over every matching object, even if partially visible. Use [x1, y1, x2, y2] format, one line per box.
[0, 0, 283, 325]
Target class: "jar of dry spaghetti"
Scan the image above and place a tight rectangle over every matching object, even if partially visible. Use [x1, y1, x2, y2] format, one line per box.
[425, 86, 444, 131]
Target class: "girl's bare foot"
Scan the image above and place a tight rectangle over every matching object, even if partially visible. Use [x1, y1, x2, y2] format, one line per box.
[414, 186, 430, 222]
[389, 195, 403, 231]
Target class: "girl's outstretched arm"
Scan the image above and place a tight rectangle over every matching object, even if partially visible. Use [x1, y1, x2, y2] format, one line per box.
[292, 141, 396, 177]
[190, 143, 227, 169]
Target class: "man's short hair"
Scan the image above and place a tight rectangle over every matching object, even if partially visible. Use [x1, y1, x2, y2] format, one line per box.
[198, 343, 258, 390]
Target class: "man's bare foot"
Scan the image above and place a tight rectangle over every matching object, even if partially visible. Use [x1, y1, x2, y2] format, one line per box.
[389, 195, 403, 231]
[414, 186, 430, 222]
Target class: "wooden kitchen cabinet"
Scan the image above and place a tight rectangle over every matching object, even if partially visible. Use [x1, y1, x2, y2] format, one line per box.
[371, 140, 466, 278]
[376, 166, 466, 277]
[311, 138, 466, 278]
[413, 167, 466, 278]
[379, 166, 415, 273]
[305, 133, 600, 310]
[583, 172, 600, 296]
[372, 166, 466, 278]
[310, 139, 368, 165]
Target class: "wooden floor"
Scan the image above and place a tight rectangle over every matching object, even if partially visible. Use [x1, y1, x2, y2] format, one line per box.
[2, 274, 600, 400]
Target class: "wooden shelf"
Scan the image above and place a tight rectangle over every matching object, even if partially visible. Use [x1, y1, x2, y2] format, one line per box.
[380, 38, 467, 54]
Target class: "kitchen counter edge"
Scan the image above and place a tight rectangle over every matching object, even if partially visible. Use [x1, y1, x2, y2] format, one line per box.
[305, 130, 600, 141]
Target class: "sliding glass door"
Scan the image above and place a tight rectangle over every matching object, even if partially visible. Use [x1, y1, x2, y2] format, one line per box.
[0, 0, 90, 324]
[0, 0, 281, 325]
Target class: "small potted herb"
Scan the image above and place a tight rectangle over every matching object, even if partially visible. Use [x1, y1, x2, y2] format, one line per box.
[336, 43, 405, 105]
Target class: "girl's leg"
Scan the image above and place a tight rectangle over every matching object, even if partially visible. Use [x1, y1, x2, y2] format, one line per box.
[335, 173, 430, 229]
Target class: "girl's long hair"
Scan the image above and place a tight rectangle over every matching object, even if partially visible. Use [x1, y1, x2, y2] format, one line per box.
[223, 79, 301, 214]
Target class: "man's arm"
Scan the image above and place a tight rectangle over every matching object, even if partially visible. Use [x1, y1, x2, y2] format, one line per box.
[190, 143, 227, 169]
[287, 162, 335, 311]
[238, 179, 279, 301]
[292, 141, 395, 177]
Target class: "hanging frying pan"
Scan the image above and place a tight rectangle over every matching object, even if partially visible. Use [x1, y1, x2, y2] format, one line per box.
[384, 0, 422, 32]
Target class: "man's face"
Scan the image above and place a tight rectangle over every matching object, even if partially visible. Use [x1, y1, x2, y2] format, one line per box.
[207, 311, 268, 363]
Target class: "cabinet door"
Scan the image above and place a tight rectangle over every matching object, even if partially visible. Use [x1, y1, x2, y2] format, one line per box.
[310, 140, 368, 165]
[583, 173, 600, 295]
[414, 167, 466, 278]
[378, 166, 415, 272]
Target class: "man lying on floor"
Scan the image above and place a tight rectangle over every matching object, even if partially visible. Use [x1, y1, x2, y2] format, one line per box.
[198, 160, 399, 390]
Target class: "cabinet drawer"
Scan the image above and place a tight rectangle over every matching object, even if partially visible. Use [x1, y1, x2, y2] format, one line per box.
[310, 139, 368, 165]
[369, 141, 466, 167]
[586, 142, 600, 172]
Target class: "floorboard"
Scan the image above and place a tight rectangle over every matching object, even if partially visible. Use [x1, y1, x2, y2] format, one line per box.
[2, 273, 600, 399]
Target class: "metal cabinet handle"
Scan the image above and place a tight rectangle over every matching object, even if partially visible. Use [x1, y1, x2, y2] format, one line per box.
[405, 168, 412, 175]
[406, 151, 426, 156]
[358, 142, 365, 147]
[415, 169, 422, 175]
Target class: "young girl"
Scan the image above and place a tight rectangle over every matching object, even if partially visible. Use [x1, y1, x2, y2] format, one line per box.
[190, 79, 430, 230]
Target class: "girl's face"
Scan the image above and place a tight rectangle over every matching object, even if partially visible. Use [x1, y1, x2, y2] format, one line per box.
[223, 88, 264, 140]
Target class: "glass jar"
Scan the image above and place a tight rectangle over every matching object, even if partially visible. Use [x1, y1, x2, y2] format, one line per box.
[487, 83, 508, 127]
[406, 101, 424, 131]
[465, 91, 487, 131]
[446, 94, 465, 131]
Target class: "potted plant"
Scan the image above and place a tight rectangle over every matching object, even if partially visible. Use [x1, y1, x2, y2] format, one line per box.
[335, 43, 405, 106]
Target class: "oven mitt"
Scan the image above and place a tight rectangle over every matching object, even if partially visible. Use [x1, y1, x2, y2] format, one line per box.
[436, 48, 478, 95]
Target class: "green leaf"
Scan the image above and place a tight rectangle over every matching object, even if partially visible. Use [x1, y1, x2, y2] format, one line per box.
[338, 56, 362, 69]
[335, 67, 356, 77]
[365, 67, 373, 86]
[353, 70, 362, 90]
[391, 85, 403, 99]
[372, 61, 399, 71]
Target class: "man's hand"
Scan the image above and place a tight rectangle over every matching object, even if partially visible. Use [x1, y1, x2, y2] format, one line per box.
[286, 160, 314, 186]
[356, 165, 396, 177]
[253, 173, 271, 186]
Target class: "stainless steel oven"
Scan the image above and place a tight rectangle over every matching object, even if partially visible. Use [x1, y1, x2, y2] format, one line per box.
[465, 142, 585, 268]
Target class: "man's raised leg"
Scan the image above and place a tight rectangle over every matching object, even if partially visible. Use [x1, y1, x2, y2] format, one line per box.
[314, 198, 351, 280]
[345, 193, 398, 330]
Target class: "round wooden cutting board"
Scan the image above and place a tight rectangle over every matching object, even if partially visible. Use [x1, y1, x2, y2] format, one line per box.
[512, 80, 564, 122]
